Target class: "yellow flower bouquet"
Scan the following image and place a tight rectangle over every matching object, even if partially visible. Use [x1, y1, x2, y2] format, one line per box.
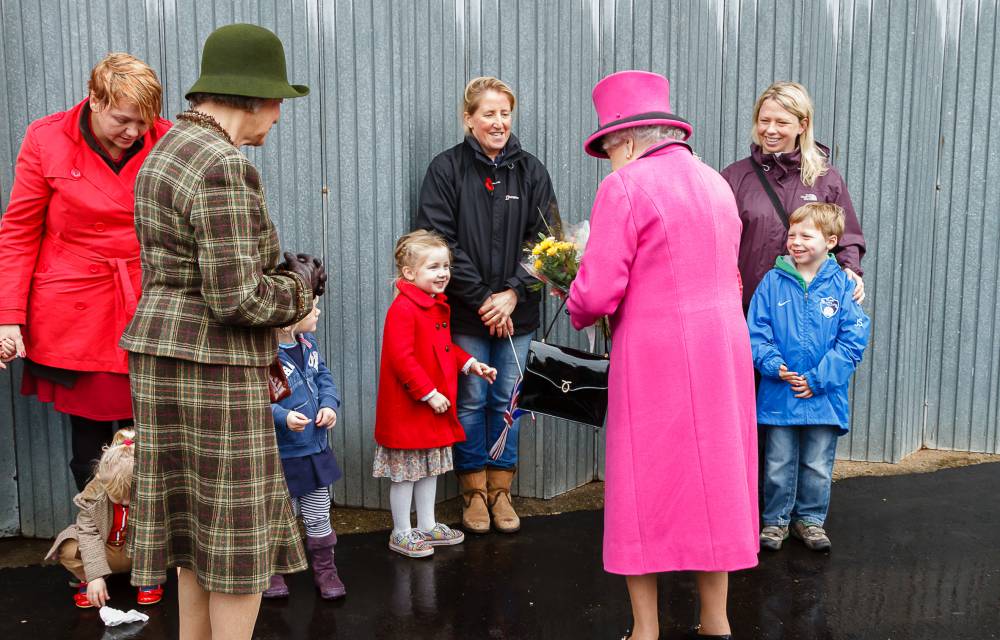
[521, 219, 590, 294]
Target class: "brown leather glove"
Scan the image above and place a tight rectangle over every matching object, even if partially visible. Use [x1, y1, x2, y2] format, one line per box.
[279, 252, 328, 297]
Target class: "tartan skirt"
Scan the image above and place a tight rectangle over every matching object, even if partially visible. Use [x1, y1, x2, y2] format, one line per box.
[127, 353, 307, 594]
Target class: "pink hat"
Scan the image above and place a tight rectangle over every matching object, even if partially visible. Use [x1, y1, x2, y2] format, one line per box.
[584, 70, 692, 158]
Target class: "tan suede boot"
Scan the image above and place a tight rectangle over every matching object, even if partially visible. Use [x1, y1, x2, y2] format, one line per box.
[486, 468, 520, 533]
[457, 470, 490, 534]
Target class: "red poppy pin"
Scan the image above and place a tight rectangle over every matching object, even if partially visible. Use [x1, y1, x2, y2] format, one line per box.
[484, 177, 494, 192]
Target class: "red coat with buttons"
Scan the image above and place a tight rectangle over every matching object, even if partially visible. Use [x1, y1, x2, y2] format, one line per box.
[374, 280, 473, 449]
[0, 99, 171, 372]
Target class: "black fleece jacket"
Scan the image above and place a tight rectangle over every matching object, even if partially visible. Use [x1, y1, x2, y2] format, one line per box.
[415, 134, 558, 337]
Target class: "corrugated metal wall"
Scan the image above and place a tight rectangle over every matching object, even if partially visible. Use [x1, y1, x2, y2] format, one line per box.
[1, 0, 998, 538]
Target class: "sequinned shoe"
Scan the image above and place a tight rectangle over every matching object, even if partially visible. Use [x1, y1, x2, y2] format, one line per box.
[137, 585, 163, 605]
[791, 520, 831, 552]
[73, 583, 93, 609]
[417, 523, 465, 547]
[389, 529, 434, 558]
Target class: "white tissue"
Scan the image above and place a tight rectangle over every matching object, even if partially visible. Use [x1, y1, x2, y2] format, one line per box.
[99, 606, 149, 626]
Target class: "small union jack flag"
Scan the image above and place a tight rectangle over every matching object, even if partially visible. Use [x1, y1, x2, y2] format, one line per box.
[489, 373, 527, 460]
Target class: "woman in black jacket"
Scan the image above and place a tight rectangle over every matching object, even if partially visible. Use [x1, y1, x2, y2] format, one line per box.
[415, 76, 558, 535]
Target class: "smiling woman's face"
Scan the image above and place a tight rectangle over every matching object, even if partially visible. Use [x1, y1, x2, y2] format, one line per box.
[756, 98, 805, 154]
[464, 89, 513, 160]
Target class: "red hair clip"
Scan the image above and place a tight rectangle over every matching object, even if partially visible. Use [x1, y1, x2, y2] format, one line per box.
[122, 438, 134, 446]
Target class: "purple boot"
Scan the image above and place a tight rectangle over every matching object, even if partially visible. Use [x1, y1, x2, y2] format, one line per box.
[262, 574, 289, 599]
[306, 532, 346, 600]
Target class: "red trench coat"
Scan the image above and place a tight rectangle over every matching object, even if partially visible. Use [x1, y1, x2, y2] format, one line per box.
[0, 99, 171, 372]
[374, 280, 472, 449]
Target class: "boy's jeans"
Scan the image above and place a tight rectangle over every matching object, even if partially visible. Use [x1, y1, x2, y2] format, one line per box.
[761, 425, 840, 527]
[452, 333, 533, 471]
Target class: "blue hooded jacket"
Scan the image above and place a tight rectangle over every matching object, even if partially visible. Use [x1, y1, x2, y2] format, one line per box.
[747, 256, 870, 433]
[271, 332, 341, 459]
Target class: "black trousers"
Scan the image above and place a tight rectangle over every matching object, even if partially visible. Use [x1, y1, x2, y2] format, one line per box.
[68, 416, 133, 491]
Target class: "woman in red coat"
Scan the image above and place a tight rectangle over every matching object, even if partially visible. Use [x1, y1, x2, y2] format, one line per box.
[0, 53, 171, 490]
[374, 230, 497, 558]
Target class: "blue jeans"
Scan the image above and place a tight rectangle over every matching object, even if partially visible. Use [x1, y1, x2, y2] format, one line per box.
[761, 425, 840, 527]
[452, 333, 533, 471]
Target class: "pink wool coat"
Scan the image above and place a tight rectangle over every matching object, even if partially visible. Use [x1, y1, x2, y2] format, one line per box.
[568, 143, 759, 575]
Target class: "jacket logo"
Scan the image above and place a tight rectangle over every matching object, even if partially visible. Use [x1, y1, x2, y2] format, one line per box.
[282, 363, 295, 378]
[820, 297, 839, 318]
[308, 351, 319, 369]
[778, 299, 791, 307]
[505, 194, 520, 201]
[801, 193, 818, 201]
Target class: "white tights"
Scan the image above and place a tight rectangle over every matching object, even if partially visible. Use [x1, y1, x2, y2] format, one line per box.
[389, 476, 437, 534]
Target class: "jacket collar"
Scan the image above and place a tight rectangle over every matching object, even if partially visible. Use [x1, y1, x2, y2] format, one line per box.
[465, 132, 523, 167]
[395, 279, 448, 308]
[774, 254, 839, 291]
[58, 98, 166, 210]
[750, 141, 832, 178]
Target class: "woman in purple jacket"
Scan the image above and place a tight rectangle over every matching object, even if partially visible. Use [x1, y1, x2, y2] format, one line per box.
[721, 82, 866, 310]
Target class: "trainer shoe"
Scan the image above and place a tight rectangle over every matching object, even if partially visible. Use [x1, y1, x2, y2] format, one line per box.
[417, 523, 465, 547]
[760, 525, 789, 551]
[389, 529, 434, 558]
[791, 521, 831, 551]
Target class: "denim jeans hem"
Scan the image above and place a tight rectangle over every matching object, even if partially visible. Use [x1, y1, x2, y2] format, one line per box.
[794, 518, 825, 527]
[453, 466, 486, 474]
[763, 521, 790, 528]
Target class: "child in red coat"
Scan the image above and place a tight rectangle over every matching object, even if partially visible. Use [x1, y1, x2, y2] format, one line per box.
[374, 230, 497, 558]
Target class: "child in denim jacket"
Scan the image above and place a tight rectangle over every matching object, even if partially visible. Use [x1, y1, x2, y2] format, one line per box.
[264, 299, 345, 600]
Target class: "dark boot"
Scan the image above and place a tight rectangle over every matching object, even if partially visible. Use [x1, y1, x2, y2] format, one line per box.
[306, 532, 346, 600]
[262, 574, 289, 598]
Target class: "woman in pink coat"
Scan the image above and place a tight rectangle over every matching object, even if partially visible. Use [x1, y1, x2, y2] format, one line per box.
[568, 71, 759, 640]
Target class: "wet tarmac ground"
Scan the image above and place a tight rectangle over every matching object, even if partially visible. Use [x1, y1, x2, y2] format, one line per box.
[0, 463, 997, 640]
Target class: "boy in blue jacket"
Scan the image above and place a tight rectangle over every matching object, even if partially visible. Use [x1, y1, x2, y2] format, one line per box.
[748, 202, 870, 552]
[264, 299, 346, 600]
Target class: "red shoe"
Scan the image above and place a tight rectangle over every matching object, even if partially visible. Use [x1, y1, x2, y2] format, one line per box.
[73, 583, 93, 609]
[137, 585, 163, 606]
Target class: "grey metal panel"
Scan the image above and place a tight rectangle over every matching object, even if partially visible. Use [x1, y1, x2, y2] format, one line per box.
[5, 0, 1000, 535]
[0, 365, 19, 536]
[925, 0, 1000, 455]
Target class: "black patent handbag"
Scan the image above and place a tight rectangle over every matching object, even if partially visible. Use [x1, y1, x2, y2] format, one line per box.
[517, 298, 610, 428]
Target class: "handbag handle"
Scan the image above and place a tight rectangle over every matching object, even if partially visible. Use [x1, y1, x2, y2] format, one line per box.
[751, 160, 789, 229]
[541, 296, 569, 342]
[540, 294, 610, 357]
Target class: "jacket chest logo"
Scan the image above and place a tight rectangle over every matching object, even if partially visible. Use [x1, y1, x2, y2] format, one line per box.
[800, 193, 818, 201]
[282, 363, 295, 378]
[819, 296, 839, 318]
[308, 351, 319, 369]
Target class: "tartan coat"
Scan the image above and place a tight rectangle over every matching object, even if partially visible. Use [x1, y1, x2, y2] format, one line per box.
[46, 479, 120, 582]
[0, 98, 171, 372]
[374, 280, 472, 449]
[120, 118, 311, 364]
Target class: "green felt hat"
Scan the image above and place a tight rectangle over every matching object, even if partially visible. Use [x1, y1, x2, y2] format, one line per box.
[185, 23, 309, 100]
